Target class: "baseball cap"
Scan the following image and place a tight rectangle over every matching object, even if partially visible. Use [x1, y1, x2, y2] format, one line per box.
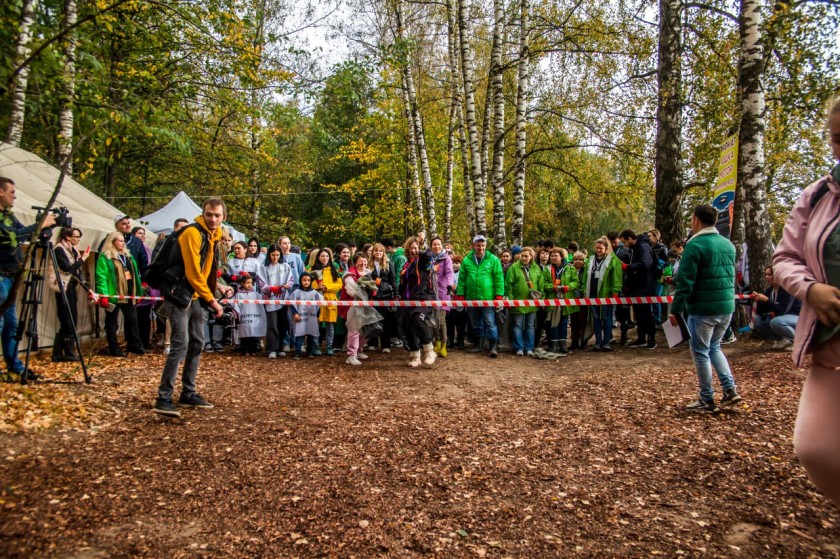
[114, 213, 130, 223]
[472, 235, 487, 243]
[511, 245, 522, 255]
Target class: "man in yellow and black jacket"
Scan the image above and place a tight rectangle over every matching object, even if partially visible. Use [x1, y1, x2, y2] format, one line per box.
[152, 197, 228, 418]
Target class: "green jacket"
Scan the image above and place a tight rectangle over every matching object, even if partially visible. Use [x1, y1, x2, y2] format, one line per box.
[670, 228, 736, 316]
[95, 253, 143, 301]
[543, 262, 580, 316]
[504, 260, 546, 314]
[391, 247, 407, 291]
[583, 254, 623, 298]
[456, 250, 504, 300]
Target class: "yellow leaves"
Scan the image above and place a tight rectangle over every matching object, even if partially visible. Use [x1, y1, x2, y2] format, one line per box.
[0, 382, 100, 433]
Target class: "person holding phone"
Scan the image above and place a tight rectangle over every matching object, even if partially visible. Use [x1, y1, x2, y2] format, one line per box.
[51, 227, 91, 361]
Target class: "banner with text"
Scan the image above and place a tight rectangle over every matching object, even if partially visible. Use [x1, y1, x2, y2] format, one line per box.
[712, 133, 738, 238]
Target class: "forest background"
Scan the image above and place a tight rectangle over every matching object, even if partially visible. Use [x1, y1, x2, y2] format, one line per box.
[1, 0, 838, 291]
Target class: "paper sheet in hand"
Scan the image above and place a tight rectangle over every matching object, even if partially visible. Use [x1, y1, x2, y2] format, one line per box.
[663, 318, 685, 348]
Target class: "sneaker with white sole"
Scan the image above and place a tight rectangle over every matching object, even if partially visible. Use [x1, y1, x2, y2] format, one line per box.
[720, 388, 743, 407]
[268, 352, 278, 359]
[771, 339, 792, 350]
[357, 352, 369, 360]
[515, 350, 524, 356]
[685, 399, 720, 414]
[382, 348, 391, 354]
[346, 356, 362, 366]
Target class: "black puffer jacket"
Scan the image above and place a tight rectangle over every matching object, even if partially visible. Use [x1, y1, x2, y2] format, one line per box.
[624, 233, 656, 296]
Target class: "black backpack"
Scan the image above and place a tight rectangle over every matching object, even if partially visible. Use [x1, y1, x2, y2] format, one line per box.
[145, 224, 210, 307]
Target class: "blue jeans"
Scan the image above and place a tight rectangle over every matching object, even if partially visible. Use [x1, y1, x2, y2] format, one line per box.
[592, 305, 614, 347]
[548, 315, 569, 341]
[511, 313, 536, 352]
[468, 307, 499, 341]
[0, 276, 24, 373]
[687, 314, 736, 402]
[753, 313, 798, 341]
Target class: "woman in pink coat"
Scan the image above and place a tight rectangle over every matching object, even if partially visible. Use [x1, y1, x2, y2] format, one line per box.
[430, 237, 455, 357]
[773, 97, 840, 506]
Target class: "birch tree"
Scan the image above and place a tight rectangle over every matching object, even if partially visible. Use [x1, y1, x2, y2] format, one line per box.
[510, 0, 528, 246]
[458, 0, 487, 235]
[395, 0, 437, 238]
[490, 0, 507, 249]
[6, 0, 37, 146]
[737, 0, 772, 292]
[58, 0, 77, 174]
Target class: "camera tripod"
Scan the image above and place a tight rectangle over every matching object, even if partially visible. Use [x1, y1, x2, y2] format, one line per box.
[16, 239, 91, 384]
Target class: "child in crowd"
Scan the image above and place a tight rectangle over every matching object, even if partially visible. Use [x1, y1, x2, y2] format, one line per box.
[233, 272, 266, 356]
[290, 272, 324, 359]
[258, 244, 293, 358]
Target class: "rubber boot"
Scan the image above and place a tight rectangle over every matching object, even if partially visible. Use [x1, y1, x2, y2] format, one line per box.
[433, 340, 441, 354]
[422, 343, 437, 367]
[550, 340, 560, 353]
[63, 335, 81, 362]
[489, 339, 499, 358]
[558, 340, 569, 355]
[439, 343, 448, 358]
[407, 350, 422, 368]
[570, 340, 580, 351]
[468, 338, 485, 354]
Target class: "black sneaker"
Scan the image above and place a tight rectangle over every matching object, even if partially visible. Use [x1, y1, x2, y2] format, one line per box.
[686, 399, 720, 414]
[601, 345, 613, 352]
[153, 398, 181, 418]
[590, 345, 603, 352]
[720, 389, 743, 407]
[646, 341, 657, 350]
[293, 353, 302, 360]
[177, 393, 215, 409]
[627, 339, 647, 348]
[126, 347, 146, 355]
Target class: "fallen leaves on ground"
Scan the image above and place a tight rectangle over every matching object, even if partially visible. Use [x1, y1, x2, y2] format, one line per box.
[0, 339, 838, 558]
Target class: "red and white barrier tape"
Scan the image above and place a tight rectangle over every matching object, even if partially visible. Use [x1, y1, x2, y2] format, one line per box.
[95, 294, 752, 308]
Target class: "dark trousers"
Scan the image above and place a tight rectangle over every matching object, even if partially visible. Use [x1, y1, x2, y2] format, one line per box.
[136, 304, 153, 348]
[105, 303, 143, 352]
[534, 309, 549, 346]
[371, 308, 395, 349]
[570, 310, 587, 345]
[447, 309, 467, 345]
[632, 303, 656, 343]
[265, 307, 289, 353]
[56, 287, 79, 337]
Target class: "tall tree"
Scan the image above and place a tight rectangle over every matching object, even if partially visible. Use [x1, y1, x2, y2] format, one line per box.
[654, 0, 683, 243]
[457, 0, 487, 235]
[6, 0, 36, 146]
[510, 0, 529, 247]
[737, 0, 772, 292]
[58, 0, 77, 174]
[490, 0, 507, 249]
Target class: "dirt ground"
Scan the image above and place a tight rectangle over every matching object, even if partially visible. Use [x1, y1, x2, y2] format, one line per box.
[1, 335, 839, 558]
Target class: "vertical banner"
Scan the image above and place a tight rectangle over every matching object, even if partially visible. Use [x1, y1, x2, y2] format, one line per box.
[712, 133, 738, 238]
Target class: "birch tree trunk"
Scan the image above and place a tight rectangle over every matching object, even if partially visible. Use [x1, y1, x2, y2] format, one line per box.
[402, 75, 426, 237]
[481, 85, 492, 200]
[6, 0, 37, 147]
[396, 0, 437, 238]
[458, 0, 487, 235]
[510, 0, 529, 247]
[738, 0, 772, 292]
[448, 0, 475, 239]
[58, 0, 77, 174]
[490, 0, 506, 249]
[653, 0, 683, 244]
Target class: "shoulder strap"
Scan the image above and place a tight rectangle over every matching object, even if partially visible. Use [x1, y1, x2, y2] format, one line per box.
[810, 178, 830, 210]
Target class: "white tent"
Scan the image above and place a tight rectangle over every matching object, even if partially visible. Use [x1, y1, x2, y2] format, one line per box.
[137, 190, 246, 241]
[0, 142, 143, 356]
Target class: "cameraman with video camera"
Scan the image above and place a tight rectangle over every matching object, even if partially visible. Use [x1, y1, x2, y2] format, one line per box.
[0, 177, 56, 381]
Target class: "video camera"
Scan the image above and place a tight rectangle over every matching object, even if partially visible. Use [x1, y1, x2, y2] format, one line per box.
[208, 301, 239, 329]
[32, 206, 72, 242]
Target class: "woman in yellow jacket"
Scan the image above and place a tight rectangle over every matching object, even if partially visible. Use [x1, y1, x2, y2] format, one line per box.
[311, 248, 343, 356]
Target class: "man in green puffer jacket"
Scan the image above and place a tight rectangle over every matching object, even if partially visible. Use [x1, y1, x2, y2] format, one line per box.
[455, 235, 505, 357]
[669, 204, 742, 414]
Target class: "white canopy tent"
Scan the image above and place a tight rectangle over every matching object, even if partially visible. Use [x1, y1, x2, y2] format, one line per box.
[0, 142, 143, 356]
[137, 190, 246, 241]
